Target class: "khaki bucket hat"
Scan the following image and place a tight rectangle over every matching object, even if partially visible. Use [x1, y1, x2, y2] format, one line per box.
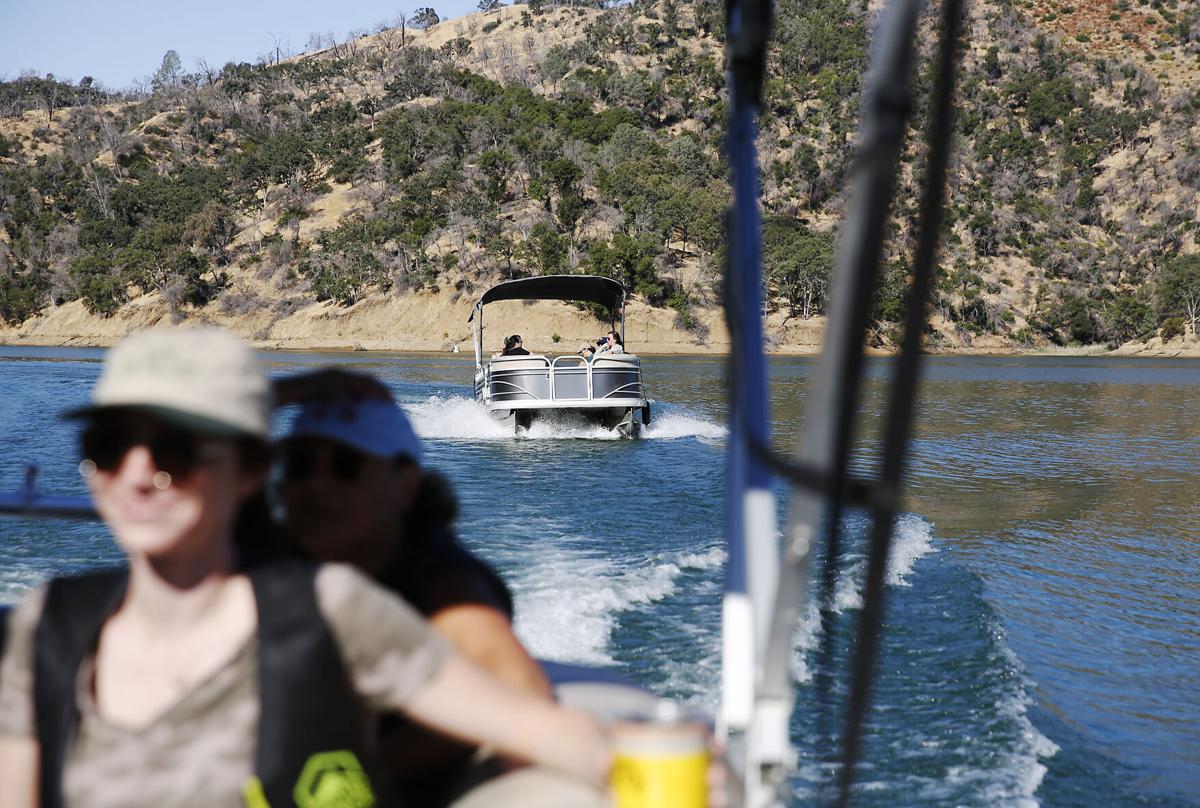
[67, 327, 271, 439]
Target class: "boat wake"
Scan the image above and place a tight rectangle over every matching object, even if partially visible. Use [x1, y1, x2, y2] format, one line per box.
[403, 395, 725, 442]
[780, 514, 1057, 806]
[791, 512, 939, 681]
[508, 541, 726, 666]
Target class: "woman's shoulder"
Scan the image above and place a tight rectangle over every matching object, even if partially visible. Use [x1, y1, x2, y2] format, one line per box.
[390, 529, 514, 619]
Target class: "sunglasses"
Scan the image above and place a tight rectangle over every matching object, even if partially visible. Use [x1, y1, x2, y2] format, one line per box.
[281, 442, 367, 483]
[80, 421, 226, 480]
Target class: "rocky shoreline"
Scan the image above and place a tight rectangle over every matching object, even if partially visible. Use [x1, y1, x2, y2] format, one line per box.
[2, 293, 1197, 358]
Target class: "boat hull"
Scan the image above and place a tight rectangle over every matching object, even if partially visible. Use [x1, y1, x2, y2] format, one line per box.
[476, 354, 649, 438]
[488, 402, 647, 438]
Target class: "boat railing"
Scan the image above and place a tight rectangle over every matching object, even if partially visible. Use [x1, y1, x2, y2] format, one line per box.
[550, 355, 591, 399]
[487, 356, 552, 403]
[0, 466, 98, 521]
[486, 354, 644, 404]
[589, 355, 645, 401]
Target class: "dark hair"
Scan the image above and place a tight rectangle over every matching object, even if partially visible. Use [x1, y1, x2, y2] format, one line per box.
[503, 335, 516, 350]
[609, 331, 622, 345]
[404, 468, 460, 533]
[237, 436, 272, 475]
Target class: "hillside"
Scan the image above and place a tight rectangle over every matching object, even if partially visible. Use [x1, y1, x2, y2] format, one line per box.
[0, 0, 1197, 354]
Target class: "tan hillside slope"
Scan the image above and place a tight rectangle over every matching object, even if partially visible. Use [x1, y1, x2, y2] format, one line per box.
[1, 0, 1197, 355]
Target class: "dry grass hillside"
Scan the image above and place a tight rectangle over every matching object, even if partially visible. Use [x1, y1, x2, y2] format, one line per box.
[0, 0, 1197, 355]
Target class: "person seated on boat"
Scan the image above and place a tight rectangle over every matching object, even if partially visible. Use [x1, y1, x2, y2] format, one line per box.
[271, 373, 562, 804]
[596, 331, 625, 356]
[492, 335, 515, 358]
[578, 332, 614, 360]
[0, 328, 613, 808]
[501, 334, 530, 356]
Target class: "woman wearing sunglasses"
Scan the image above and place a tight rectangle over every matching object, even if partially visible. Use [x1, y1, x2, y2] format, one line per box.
[0, 327, 609, 808]
[274, 386, 562, 804]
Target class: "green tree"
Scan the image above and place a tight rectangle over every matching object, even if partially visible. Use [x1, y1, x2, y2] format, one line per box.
[412, 7, 440, 29]
[70, 254, 127, 316]
[763, 217, 835, 319]
[1036, 290, 1098, 345]
[0, 267, 48, 324]
[239, 132, 315, 210]
[546, 157, 583, 229]
[610, 232, 665, 302]
[529, 222, 566, 274]
[478, 149, 514, 204]
[182, 201, 237, 264]
[541, 45, 572, 93]
[1155, 254, 1200, 335]
[1102, 292, 1155, 344]
[662, 0, 680, 39]
[151, 50, 183, 93]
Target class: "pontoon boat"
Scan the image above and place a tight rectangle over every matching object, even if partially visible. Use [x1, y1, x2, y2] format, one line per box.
[469, 275, 651, 438]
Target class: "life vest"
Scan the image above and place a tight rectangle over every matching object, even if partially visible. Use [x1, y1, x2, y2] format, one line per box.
[33, 560, 382, 808]
[1, 604, 11, 659]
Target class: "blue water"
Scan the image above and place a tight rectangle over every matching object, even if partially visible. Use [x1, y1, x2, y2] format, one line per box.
[1, 348, 1197, 806]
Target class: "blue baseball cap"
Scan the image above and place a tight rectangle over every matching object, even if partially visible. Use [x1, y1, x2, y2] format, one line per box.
[285, 399, 423, 464]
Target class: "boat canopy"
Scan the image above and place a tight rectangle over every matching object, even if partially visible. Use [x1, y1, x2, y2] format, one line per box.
[469, 275, 625, 322]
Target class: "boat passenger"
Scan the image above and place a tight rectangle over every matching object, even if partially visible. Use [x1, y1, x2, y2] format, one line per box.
[579, 331, 624, 360]
[597, 331, 624, 355]
[493, 335, 516, 358]
[272, 379, 561, 802]
[501, 335, 530, 356]
[0, 327, 611, 808]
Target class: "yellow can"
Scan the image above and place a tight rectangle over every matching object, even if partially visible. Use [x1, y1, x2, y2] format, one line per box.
[610, 709, 708, 808]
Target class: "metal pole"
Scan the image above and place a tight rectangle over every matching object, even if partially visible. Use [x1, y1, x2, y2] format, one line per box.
[721, 0, 777, 804]
[836, 0, 963, 801]
[756, 0, 924, 800]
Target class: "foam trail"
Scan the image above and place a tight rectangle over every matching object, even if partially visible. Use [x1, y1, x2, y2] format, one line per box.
[403, 395, 725, 442]
[887, 513, 938, 586]
[789, 514, 937, 678]
[510, 544, 688, 664]
[643, 412, 726, 441]
[404, 395, 511, 440]
[940, 630, 1060, 807]
[623, 543, 728, 706]
[673, 546, 727, 570]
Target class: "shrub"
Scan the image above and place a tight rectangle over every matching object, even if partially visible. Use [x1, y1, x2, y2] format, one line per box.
[0, 268, 48, 324]
[70, 255, 127, 316]
[1159, 317, 1184, 340]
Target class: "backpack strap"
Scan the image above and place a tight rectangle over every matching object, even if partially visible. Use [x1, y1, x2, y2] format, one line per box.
[249, 560, 379, 807]
[0, 604, 11, 660]
[34, 568, 129, 808]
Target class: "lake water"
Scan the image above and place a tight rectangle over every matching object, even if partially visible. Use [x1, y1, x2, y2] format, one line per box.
[1, 348, 1197, 807]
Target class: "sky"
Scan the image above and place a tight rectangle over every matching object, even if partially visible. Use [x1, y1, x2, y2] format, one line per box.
[0, 0, 478, 90]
